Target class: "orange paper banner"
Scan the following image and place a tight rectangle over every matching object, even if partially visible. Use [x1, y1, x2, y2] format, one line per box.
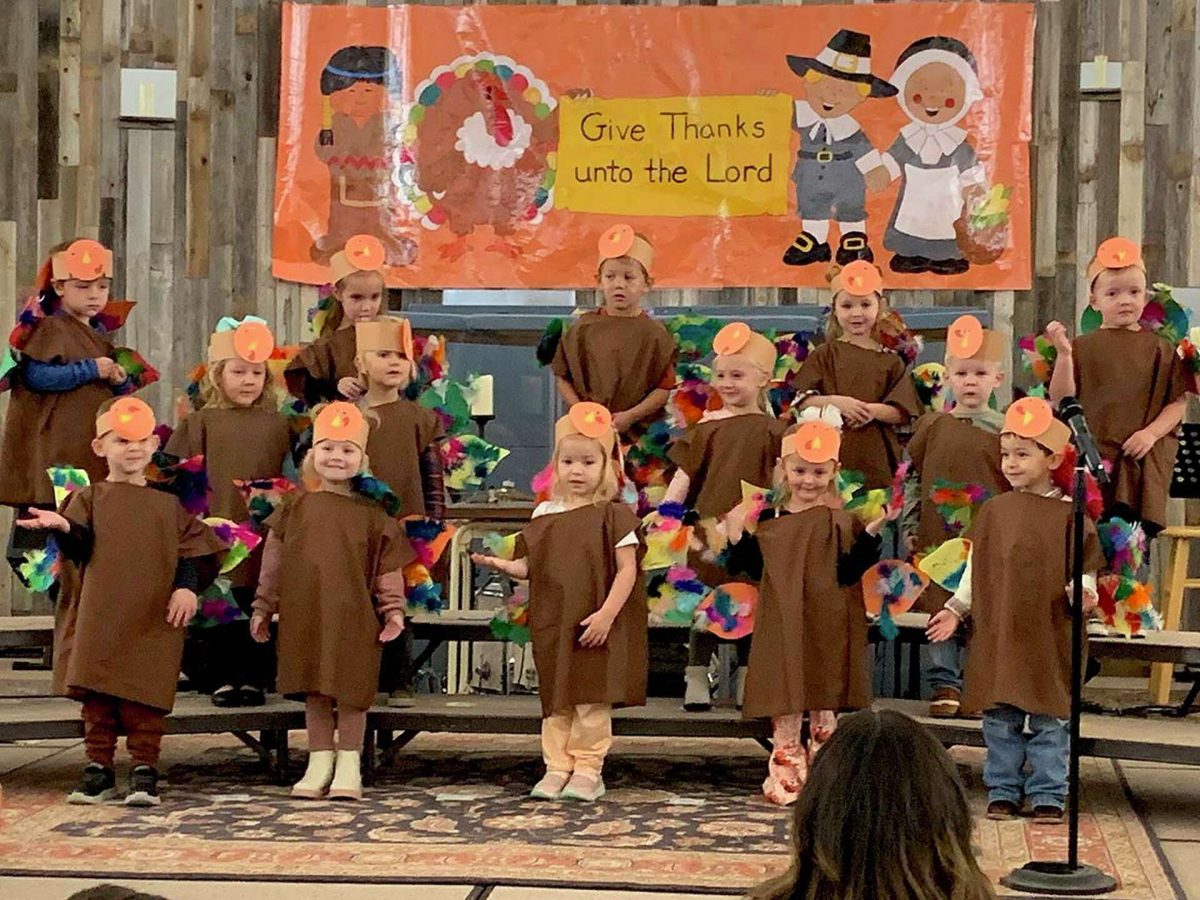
[273, 2, 1034, 289]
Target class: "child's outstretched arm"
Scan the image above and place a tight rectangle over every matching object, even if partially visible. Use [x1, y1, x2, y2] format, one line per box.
[374, 569, 407, 642]
[662, 469, 690, 504]
[249, 531, 283, 643]
[579, 544, 637, 648]
[554, 375, 582, 408]
[1124, 396, 1187, 460]
[471, 552, 529, 580]
[1045, 321, 1076, 403]
[927, 550, 973, 642]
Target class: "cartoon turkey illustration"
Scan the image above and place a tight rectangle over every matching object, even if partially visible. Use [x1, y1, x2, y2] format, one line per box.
[395, 55, 568, 261]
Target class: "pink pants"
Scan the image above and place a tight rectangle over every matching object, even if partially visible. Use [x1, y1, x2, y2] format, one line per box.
[763, 710, 837, 806]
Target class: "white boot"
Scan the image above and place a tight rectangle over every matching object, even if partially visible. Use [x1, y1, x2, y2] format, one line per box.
[684, 666, 712, 712]
[291, 750, 335, 799]
[327, 749, 363, 801]
[735, 667, 747, 710]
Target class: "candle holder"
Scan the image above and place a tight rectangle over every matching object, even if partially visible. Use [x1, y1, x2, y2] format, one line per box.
[472, 413, 495, 439]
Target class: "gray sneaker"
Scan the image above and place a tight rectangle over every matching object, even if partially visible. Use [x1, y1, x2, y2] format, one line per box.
[124, 765, 161, 807]
[67, 763, 117, 805]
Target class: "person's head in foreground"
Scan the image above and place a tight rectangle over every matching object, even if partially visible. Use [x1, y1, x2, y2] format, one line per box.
[750, 709, 994, 900]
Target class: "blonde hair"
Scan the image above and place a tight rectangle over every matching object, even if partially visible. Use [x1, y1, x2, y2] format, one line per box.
[709, 355, 776, 416]
[200, 358, 280, 411]
[354, 351, 415, 393]
[548, 434, 620, 505]
[322, 270, 388, 337]
[825, 270, 889, 342]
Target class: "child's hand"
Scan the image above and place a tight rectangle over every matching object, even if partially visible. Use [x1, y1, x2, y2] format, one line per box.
[16, 509, 70, 532]
[1122, 428, 1157, 460]
[1045, 321, 1072, 356]
[723, 501, 750, 544]
[926, 608, 961, 642]
[94, 356, 117, 380]
[578, 608, 616, 648]
[108, 364, 128, 385]
[249, 614, 271, 643]
[611, 410, 636, 434]
[1067, 583, 1101, 614]
[166, 589, 198, 628]
[379, 613, 405, 643]
[830, 396, 871, 427]
[337, 376, 366, 401]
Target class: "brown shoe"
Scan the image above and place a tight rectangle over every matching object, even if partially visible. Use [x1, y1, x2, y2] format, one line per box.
[986, 799, 1020, 821]
[1032, 805, 1065, 823]
[929, 687, 962, 719]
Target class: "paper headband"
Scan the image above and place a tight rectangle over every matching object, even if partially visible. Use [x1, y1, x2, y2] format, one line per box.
[95, 396, 156, 441]
[51, 239, 113, 282]
[1003, 397, 1071, 455]
[597, 224, 654, 276]
[946, 314, 1006, 363]
[1086, 237, 1145, 286]
[554, 402, 617, 455]
[713, 322, 778, 376]
[208, 317, 276, 365]
[783, 421, 841, 464]
[830, 260, 884, 297]
[313, 401, 369, 449]
[329, 234, 387, 285]
[356, 316, 414, 360]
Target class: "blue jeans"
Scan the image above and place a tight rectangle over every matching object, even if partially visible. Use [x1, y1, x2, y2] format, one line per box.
[926, 638, 963, 693]
[982, 704, 1069, 808]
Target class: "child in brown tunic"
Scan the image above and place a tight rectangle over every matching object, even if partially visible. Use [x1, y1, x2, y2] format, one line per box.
[1046, 237, 1190, 538]
[725, 421, 889, 806]
[285, 234, 387, 406]
[473, 403, 646, 803]
[904, 315, 1008, 718]
[18, 397, 223, 807]
[663, 322, 789, 711]
[168, 318, 292, 708]
[0, 240, 140, 564]
[927, 398, 1104, 821]
[355, 316, 445, 707]
[552, 227, 677, 440]
[251, 402, 412, 801]
[792, 261, 922, 489]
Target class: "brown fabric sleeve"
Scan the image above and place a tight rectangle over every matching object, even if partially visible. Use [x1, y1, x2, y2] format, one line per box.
[261, 492, 296, 536]
[22, 316, 111, 364]
[609, 503, 642, 547]
[61, 486, 95, 531]
[252, 530, 284, 617]
[790, 342, 829, 396]
[164, 412, 201, 459]
[514, 531, 529, 560]
[906, 413, 934, 470]
[656, 337, 679, 390]
[419, 406, 446, 447]
[667, 426, 701, 476]
[374, 570, 407, 619]
[373, 517, 416, 617]
[284, 339, 336, 404]
[549, 326, 572, 380]
[883, 357, 923, 420]
[1164, 341, 1193, 404]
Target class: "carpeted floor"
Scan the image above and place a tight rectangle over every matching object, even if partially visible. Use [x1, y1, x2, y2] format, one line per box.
[0, 734, 1182, 897]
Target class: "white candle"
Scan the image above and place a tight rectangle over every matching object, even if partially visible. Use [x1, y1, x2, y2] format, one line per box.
[471, 374, 494, 417]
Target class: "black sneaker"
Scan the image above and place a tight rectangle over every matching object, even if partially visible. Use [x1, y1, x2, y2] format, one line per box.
[125, 765, 161, 807]
[212, 684, 239, 707]
[67, 763, 117, 805]
[238, 685, 266, 707]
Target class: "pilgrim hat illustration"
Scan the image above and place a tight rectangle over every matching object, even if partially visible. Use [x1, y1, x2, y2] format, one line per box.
[787, 30, 897, 98]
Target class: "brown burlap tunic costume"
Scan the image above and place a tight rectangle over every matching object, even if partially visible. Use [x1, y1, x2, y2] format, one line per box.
[961, 492, 1105, 719]
[166, 407, 292, 588]
[284, 327, 359, 407]
[254, 491, 413, 710]
[54, 482, 224, 712]
[741, 507, 876, 719]
[516, 502, 648, 717]
[0, 316, 122, 506]
[364, 399, 444, 517]
[792, 341, 922, 489]
[1071, 329, 1190, 532]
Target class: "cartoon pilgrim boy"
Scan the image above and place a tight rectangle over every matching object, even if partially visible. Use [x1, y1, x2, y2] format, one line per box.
[312, 46, 417, 267]
[782, 30, 896, 268]
[880, 36, 987, 276]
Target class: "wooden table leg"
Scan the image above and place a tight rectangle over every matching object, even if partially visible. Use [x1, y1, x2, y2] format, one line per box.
[1150, 536, 1188, 704]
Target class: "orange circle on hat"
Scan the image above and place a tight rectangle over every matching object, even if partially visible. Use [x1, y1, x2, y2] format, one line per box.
[599, 224, 636, 260]
[233, 321, 275, 364]
[839, 260, 883, 296]
[1005, 397, 1054, 439]
[789, 421, 840, 464]
[713, 322, 752, 356]
[1095, 237, 1142, 270]
[63, 239, 109, 281]
[568, 402, 613, 439]
[109, 397, 155, 441]
[345, 234, 386, 271]
[316, 402, 365, 441]
[948, 315, 984, 358]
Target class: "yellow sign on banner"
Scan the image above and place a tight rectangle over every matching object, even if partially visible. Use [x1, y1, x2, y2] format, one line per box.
[556, 95, 793, 217]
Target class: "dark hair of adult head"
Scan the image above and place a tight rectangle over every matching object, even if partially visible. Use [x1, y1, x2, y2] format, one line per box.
[320, 46, 401, 95]
[749, 709, 995, 900]
[66, 886, 169, 900]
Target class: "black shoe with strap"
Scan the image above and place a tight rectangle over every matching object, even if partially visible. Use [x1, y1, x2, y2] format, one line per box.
[125, 765, 161, 807]
[782, 232, 832, 266]
[835, 231, 874, 265]
[67, 763, 117, 805]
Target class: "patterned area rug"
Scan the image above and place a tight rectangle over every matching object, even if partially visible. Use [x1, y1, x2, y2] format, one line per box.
[0, 734, 1181, 896]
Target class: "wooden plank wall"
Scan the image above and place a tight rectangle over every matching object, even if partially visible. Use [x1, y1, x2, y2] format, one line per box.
[0, 0, 1198, 613]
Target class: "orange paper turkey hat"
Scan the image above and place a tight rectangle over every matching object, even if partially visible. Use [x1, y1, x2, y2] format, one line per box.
[830, 260, 884, 297]
[782, 421, 841, 464]
[51, 239, 113, 282]
[329, 234, 387, 285]
[313, 401, 369, 450]
[713, 321, 778, 377]
[1086, 237, 1145, 286]
[597, 224, 654, 276]
[945, 314, 1006, 364]
[208, 318, 276, 365]
[1003, 397, 1071, 455]
[95, 396, 156, 441]
[356, 316, 414, 360]
[554, 401, 617, 455]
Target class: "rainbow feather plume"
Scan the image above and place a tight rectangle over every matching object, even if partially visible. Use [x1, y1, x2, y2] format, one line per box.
[695, 583, 757, 639]
[1050, 445, 1105, 520]
[876, 308, 923, 366]
[536, 318, 566, 367]
[930, 479, 992, 537]
[307, 287, 335, 338]
[530, 458, 555, 502]
[1097, 573, 1161, 636]
[647, 565, 709, 626]
[482, 531, 519, 561]
[440, 434, 509, 490]
[489, 585, 531, 645]
[46, 466, 91, 508]
[419, 379, 472, 436]
[918, 538, 972, 592]
[350, 473, 403, 517]
[18, 539, 61, 594]
[112, 346, 159, 392]
[862, 559, 929, 640]
[202, 517, 264, 575]
[234, 477, 298, 527]
[668, 314, 724, 363]
[1098, 516, 1147, 577]
[912, 362, 948, 413]
[1018, 333, 1057, 387]
[191, 577, 247, 629]
[90, 300, 135, 334]
[145, 451, 209, 516]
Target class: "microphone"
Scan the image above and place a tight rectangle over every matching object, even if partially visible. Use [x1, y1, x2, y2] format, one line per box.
[1057, 396, 1109, 484]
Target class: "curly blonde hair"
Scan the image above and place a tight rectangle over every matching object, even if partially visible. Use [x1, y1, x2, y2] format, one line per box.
[824, 263, 890, 342]
[199, 359, 280, 411]
[548, 434, 620, 505]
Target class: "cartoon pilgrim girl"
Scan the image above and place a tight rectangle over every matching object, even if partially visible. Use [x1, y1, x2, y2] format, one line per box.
[312, 46, 417, 267]
[881, 37, 987, 276]
[782, 30, 896, 268]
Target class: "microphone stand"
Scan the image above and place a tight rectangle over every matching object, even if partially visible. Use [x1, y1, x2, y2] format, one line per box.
[1003, 451, 1116, 895]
